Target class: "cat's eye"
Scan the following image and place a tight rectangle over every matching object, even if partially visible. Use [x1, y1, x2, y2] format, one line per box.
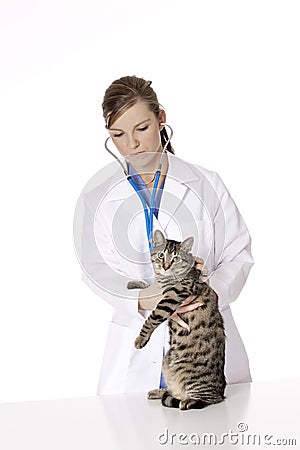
[158, 252, 164, 259]
[173, 256, 180, 262]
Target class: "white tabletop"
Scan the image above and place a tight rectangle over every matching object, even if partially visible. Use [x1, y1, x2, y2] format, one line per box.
[0, 379, 299, 450]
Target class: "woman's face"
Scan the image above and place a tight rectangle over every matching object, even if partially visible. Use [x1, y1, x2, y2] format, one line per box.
[108, 101, 165, 166]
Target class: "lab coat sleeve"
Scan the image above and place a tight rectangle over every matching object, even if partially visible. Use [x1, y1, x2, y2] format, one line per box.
[79, 191, 144, 319]
[208, 172, 254, 310]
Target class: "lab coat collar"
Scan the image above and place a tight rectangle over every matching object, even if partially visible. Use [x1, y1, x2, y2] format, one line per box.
[105, 152, 201, 202]
[166, 152, 201, 184]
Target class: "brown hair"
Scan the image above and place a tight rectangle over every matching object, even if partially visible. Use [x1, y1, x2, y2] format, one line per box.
[102, 75, 174, 154]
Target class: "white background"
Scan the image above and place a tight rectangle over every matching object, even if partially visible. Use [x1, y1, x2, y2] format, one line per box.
[0, 0, 299, 402]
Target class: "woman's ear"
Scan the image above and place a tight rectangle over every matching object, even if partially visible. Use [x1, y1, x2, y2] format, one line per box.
[158, 109, 166, 130]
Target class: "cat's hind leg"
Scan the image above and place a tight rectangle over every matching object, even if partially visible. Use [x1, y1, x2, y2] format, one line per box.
[161, 391, 180, 408]
[147, 388, 167, 399]
[179, 399, 208, 410]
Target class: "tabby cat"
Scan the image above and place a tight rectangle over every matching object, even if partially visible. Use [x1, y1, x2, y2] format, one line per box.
[127, 229, 226, 410]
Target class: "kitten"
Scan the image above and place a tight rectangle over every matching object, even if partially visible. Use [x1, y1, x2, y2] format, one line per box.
[127, 229, 226, 410]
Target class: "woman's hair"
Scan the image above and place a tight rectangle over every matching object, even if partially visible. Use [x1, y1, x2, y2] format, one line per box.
[102, 75, 174, 154]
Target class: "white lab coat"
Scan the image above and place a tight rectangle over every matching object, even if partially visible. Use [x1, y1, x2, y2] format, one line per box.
[80, 153, 254, 394]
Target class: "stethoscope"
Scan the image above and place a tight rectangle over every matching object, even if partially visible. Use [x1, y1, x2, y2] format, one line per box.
[104, 123, 173, 251]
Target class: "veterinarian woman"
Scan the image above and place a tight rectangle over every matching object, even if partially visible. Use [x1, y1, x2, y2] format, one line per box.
[76, 75, 254, 394]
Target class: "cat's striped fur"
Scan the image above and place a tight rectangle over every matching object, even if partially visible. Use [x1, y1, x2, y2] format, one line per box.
[127, 229, 226, 410]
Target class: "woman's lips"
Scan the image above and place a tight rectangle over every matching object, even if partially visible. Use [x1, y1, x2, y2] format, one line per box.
[129, 151, 145, 156]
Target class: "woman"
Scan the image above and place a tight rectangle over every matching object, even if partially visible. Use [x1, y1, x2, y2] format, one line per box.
[79, 75, 254, 394]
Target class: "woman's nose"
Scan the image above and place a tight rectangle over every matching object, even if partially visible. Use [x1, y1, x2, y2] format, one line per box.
[127, 134, 139, 150]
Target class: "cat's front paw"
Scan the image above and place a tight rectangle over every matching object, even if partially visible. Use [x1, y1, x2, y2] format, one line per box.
[127, 280, 150, 289]
[148, 388, 166, 399]
[135, 335, 149, 349]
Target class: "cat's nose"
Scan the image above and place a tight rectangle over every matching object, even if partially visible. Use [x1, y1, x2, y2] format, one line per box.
[163, 261, 171, 270]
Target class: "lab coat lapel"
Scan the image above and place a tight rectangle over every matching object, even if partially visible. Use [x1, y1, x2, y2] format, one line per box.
[104, 162, 166, 236]
[103, 153, 201, 239]
[104, 165, 133, 202]
[103, 165, 163, 268]
[104, 152, 200, 200]
[158, 153, 200, 231]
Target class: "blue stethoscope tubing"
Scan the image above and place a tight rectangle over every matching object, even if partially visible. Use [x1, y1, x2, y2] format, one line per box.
[127, 170, 161, 251]
[104, 123, 173, 251]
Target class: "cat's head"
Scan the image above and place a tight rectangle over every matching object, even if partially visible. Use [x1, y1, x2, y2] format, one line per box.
[151, 230, 195, 280]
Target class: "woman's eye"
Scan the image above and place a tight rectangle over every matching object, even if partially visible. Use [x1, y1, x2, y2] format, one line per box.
[113, 132, 124, 138]
[137, 126, 148, 132]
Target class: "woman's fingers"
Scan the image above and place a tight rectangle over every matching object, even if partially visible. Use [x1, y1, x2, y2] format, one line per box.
[193, 255, 210, 285]
[176, 301, 203, 313]
[169, 296, 204, 329]
[167, 258, 211, 330]
[194, 257, 204, 270]
[195, 256, 204, 264]
[201, 276, 210, 285]
[181, 295, 198, 305]
[169, 312, 190, 331]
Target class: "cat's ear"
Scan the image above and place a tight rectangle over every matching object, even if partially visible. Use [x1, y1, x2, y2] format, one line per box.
[180, 236, 194, 253]
[152, 230, 166, 251]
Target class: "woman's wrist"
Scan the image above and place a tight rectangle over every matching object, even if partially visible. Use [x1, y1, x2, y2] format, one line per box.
[138, 297, 152, 310]
[138, 284, 162, 310]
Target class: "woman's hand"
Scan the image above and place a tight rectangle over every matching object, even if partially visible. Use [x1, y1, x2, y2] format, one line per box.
[169, 295, 203, 332]
[195, 256, 209, 285]
[138, 281, 162, 311]
[139, 255, 208, 319]
[169, 256, 208, 330]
